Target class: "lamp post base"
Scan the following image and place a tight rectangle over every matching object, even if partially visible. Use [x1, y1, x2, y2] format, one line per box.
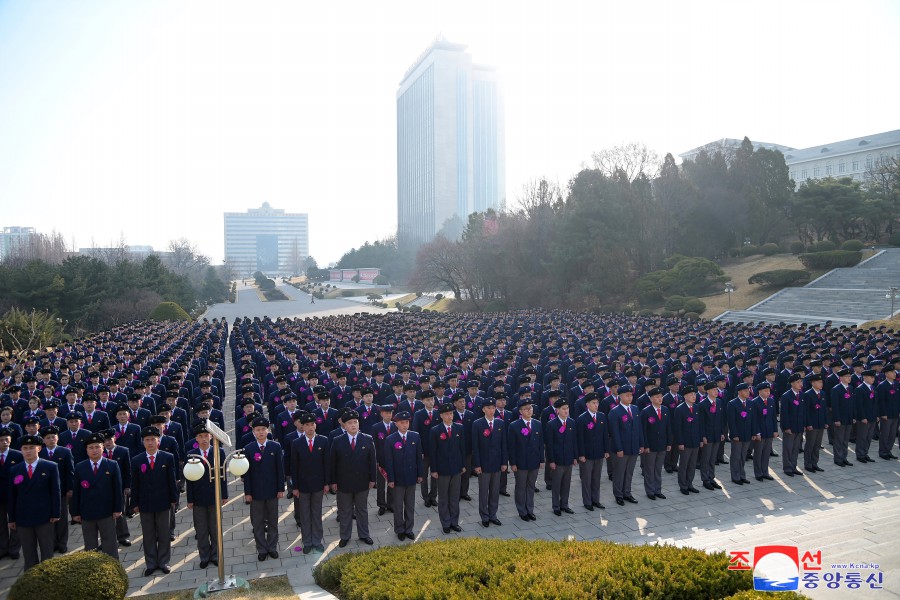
[194, 576, 250, 598]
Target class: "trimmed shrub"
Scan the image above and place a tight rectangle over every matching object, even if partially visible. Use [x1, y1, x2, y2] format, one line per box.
[683, 312, 701, 320]
[724, 592, 806, 600]
[890, 231, 900, 247]
[314, 539, 752, 600]
[740, 245, 759, 257]
[372, 274, 389, 285]
[263, 289, 288, 301]
[341, 290, 356, 297]
[841, 239, 864, 251]
[798, 250, 862, 270]
[760, 243, 780, 256]
[682, 297, 706, 314]
[748, 269, 811, 287]
[638, 309, 654, 317]
[727, 247, 743, 258]
[789, 241, 805, 254]
[810, 240, 837, 252]
[659, 309, 675, 318]
[11, 550, 129, 600]
[665, 295, 685, 312]
[484, 300, 508, 312]
[258, 278, 276, 291]
[148, 301, 190, 321]
[435, 293, 444, 300]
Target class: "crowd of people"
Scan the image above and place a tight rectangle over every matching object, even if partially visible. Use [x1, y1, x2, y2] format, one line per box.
[0, 311, 898, 577]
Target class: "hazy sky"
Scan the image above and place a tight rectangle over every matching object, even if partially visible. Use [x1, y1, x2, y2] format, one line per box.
[1, 1, 898, 265]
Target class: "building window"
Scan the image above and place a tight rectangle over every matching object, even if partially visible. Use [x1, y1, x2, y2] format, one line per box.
[801, 169, 808, 179]
[825, 162, 832, 176]
[866, 155, 873, 169]
[852, 159, 859, 171]
[838, 161, 845, 174]
[813, 167, 820, 177]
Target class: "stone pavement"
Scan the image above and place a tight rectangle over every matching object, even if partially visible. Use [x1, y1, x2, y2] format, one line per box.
[201, 283, 388, 322]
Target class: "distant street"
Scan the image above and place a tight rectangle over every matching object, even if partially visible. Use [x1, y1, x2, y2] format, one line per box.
[202, 282, 388, 321]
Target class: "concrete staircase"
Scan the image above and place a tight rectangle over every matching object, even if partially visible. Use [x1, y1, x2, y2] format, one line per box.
[714, 248, 900, 326]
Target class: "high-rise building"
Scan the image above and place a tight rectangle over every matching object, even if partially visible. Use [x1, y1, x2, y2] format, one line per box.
[223, 203, 309, 276]
[0, 226, 35, 261]
[397, 36, 505, 245]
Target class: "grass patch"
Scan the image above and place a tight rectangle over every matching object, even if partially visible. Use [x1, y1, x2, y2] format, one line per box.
[133, 575, 293, 600]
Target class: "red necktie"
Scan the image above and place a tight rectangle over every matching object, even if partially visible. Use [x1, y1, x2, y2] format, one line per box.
[656, 407, 661, 420]
[93, 463, 98, 475]
[689, 405, 693, 414]
[489, 421, 493, 432]
[28, 464, 33, 479]
[526, 421, 531, 430]
[350, 437, 356, 451]
[309, 439, 314, 452]
[202, 450, 207, 461]
[104, 450, 110, 458]
[149, 456, 155, 470]
[87, 414, 93, 424]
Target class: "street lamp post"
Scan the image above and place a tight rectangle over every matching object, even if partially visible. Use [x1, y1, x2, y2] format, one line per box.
[724, 282, 734, 308]
[183, 420, 250, 598]
[886, 286, 899, 318]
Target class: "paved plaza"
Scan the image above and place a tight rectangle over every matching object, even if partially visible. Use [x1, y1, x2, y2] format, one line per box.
[2, 294, 898, 599]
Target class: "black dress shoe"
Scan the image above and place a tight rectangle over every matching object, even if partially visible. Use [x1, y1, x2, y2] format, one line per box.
[460, 495, 472, 501]
[520, 514, 530, 521]
[378, 507, 387, 516]
[8, 552, 19, 559]
[688, 487, 699, 493]
[527, 514, 536, 521]
[664, 467, 674, 473]
[792, 470, 804, 476]
[889, 454, 898, 459]
[119, 539, 132, 547]
[387, 507, 394, 512]
[805, 467, 816, 472]
[836, 462, 846, 467]
[585, 504, 595, 510]
[258, 553, 268, 561]
[625, 496, 638, 503]
[681, 489, 690, 495]
[170, 534, 176, 542]
[490, 518, 502, 526]
[616, 497, 625, 505]
[304, 545, 314, 554]
[784, 472, 794, 477]
[703, 483, 715, 490]
[443, 527, 452, 534]
[361, 537, 374, 545]
[534, 487, 540, 492]
[553, 509, 562, 516]
[648, 494, 657, 500]
[720, 458, 729, 464]
[143, 568, 156, 577]
[762, 475, 774, 480]
[732, 479, 744, 485]
[741, 479, 751, 484]
[159, 565, 171, 574]
[756, 476, 765, 481]
[545, 484, 552, 490]
[843, 461, 853, 466]
[770, 451, 779, 457]
[482, 520, 490, 527]
[338, 539, 349, 548]
[449, 525, 462, 532]
[211, 559, 218, 566]
[269, 551, 279, 558]
[815, 466, 824, 472]
[562, 507, 574, 514]
[593, 501, 606, 509]
[500, 491, 510, 496]
[200, 560, 209, 569]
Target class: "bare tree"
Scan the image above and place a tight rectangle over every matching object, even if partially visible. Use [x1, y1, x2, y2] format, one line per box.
[514, 177, 563, 217]
[167, 238, 209, 276]
[1, 230, 69, 267]
[591, 142, 661, 182]
[408, 236, 466, 302]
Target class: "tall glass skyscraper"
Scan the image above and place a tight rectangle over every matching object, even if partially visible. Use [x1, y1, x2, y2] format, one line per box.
[397, 37, 505, 245]
[223, 202, 309, 276]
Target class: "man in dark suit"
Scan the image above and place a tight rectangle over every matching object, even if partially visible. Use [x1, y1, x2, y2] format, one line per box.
[544, 397, 577, 516]
[506, 399, 543, 521]
[803, 374, 829, 471]
[608, 385, 643, 505]
[576, 392, 609, 510]
[131, 426, 179, 576]
[412, 392, 440, 506]
[125, 394, 152, 430]
[383, 411, 425, 540]
[698, 383, 726, 490]
[243, 416, 285, 561]
[186, 423, 227, 569]
[71, 432, 122, 559]
[471, 397, 507, 527]
[329, 410, 377, 547]
[751, 383, 778, 481]
[727, 383, 754, 484]
[80, 394, 111, 433]
[673, 385, 703, 494]
[371, 405, 396, 516]
[853, 369, 878, 463]
[451, 394, 475, 502]
[830, 368, 855, 467]
[780, 373, 806, 476]
[38, 426, 74, 553]
[111, 405, 142, 456]
[876, 365, 898, 460]
[430, 402, 465, 533]
[639, 387, 670, 500]
[8, 435, 61, 570]
[101, 430, 133, 546]
[290, 413, 329, 554]
[0, 428, 23, 559]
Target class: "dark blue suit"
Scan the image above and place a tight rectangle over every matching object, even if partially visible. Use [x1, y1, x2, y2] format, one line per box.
[243, 439, 285, 554]
[8, 459, 60, 569]
[750, 395, 777, 478]
[71, 457, 122, 557]
[59, 428, 91, 464]
[608, 403, 643, 500]
[329, 433, 377, 541]
[575, 410, 608, 506]
[39, 445, 74, 551]
[429, 422, 465, 528]
[383, 430, 424, 535]
[289, 433, 329, 547]
[111, 422, 142, 456]
[544, 416, 576, 512]
[506, 418, 542, 517]
[131, 450, 178, 570]
[186, 445, 227, 563]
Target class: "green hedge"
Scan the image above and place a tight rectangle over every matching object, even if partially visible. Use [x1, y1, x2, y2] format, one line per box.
[809, 240, 837, 252]
[724, 592, 806, 600]
[11, 550, 129, 600]
[798, 250, 862, 270]
[789, 241, 805, 254]
[748, 269, 811, 287]
[840, 239, 864, 251]
[148, 301, 190, 321]
[760, 243, 780, 256]
[314, 539, 753, 600]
